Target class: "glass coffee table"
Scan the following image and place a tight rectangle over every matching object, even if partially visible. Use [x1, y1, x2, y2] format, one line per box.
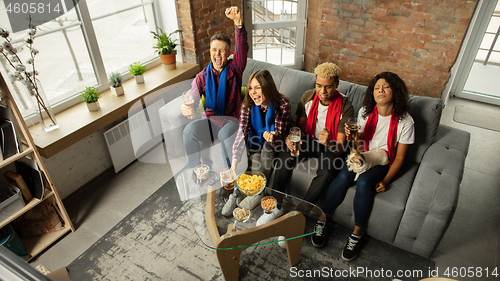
[175, 166, 326, 281]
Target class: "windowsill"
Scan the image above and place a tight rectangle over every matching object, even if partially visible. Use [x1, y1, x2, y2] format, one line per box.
[28, 62, 200, 159]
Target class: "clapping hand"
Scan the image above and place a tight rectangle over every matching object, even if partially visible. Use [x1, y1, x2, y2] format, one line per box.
[263, 131, 275, 143]
[318, 128, 330, 146]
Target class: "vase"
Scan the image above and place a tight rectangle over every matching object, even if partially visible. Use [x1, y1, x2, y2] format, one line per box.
[111, 85, 124, 96]
[135, 75, 144, 84]
[86, 101, 100, 112]
[159, 53, 176, 70]
[25, 79, 59, 132]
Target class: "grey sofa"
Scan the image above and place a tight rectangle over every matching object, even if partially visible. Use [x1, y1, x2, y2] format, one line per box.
[159, 58, 470, 258]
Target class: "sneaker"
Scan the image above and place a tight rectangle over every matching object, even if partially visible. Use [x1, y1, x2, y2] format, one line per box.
[311, 220, 326, 248]
[238, 194, 262, 210]
[342, 234, 362, 261]
[256, 207, 284, 226]
[277, 236, 286, 248]
[222, 194, 237, 217]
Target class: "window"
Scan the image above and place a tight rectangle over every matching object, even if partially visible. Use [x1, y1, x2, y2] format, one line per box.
[0, 0, 179, 119]
[244, 0, 307, 69]
[450, 1, 500, 105]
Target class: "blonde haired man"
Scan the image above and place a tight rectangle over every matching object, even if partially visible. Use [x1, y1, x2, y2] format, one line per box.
[270, 63, 353, 244]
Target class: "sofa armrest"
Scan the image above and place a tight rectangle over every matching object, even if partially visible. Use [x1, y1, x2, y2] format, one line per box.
[394, 125, 470, 257]
[159, 96, 193, 160]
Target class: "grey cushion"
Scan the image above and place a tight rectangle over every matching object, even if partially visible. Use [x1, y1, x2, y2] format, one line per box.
[394, 125, 470, 257]
[337, 81, 367, 118]
[243, 59, 315, 120]
[406, 96, 443, 164]
[331, 161, 419, 244]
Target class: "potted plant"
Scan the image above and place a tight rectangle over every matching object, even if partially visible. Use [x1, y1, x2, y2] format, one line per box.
[151, 28, 180, 69]
[80, 86, 101, 112]
[108, 72, 124, 96]
[129, 62, 146, 83]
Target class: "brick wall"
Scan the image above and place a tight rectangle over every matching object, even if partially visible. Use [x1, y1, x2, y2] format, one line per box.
[177, 0, 242, 67]
[304, 0, 477, 98]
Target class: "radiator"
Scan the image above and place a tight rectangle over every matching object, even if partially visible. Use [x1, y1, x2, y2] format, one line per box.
[104, 104, 163, 173]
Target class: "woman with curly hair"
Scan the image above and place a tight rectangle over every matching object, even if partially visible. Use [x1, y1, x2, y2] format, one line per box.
[311, 72, 415, 261]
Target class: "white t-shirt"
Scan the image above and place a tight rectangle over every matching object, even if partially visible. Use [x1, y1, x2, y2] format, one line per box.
[305, 100, 343, 139]
[358, 107, 415, 152]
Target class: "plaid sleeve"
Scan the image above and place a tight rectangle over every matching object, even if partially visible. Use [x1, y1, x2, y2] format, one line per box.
[232, 108, 251, 161]
[203, 27, 247, 127]
[232, 25, 248, 76]
[270, 99, 292, 148]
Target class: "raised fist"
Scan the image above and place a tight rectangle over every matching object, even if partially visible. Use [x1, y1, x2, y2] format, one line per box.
[225, 6, 242, 26]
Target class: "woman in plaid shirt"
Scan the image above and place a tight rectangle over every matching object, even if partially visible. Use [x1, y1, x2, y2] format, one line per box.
[221, 70, 292, 216]
[232, 69, 292, 178]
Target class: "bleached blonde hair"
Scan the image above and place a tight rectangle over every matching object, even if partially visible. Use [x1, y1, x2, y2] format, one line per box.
[314, 62, 341, 83]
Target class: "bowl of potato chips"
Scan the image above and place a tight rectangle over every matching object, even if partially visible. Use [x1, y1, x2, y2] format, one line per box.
[233, 207, 251, 222]
[236, 171, 266, 196]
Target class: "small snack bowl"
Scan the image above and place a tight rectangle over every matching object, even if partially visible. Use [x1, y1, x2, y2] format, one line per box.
[261, 196, 277, 213]
[236, 171, 266, 196]
[233, 207, 251, 222]
[194, 164, 209, 180]
[224, 181, 235, 192]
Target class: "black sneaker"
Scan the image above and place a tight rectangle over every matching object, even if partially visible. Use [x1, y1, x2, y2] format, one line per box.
[311, 220, 326, 248]
[342, 234, 362, 261]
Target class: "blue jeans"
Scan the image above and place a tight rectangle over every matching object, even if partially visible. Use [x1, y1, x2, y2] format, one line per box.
[183, 118, 239, 168]
[272, 135, 345, 205]
[322, 164, 390, 227]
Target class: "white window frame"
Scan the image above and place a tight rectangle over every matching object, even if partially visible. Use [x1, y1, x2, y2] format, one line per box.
[244, 0, 307, 69]
[1, 0, 181, 121]
[447, 0, 499, 105]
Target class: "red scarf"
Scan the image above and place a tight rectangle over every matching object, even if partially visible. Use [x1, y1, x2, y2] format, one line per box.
[305, 90, 342, 140]
[363, 105, 399, 165]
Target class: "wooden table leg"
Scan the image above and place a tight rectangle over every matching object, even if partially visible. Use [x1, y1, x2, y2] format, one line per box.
[216, 244, 245, 281]
[205, 187, 306, 280]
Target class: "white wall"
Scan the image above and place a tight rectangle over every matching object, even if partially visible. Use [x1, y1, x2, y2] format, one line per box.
[41, 1, 178, 200]
[42, 125, 116, 199]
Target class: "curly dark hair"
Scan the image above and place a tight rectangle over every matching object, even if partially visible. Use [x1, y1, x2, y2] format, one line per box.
[362, 72, 409, 120]
[242, 69, 287, 108]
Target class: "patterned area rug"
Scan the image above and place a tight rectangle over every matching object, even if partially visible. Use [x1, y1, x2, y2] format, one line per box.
[68, 178, 434, 280]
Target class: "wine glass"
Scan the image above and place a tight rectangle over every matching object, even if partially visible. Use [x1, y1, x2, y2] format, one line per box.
[289, 127, 301, 157]
[182, 90, 195, 119]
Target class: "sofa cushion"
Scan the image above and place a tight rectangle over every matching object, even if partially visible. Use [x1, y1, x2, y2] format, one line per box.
[393, 125, 470, 257]
[331, 160, 419, 244]
[406, 96, 443, 163]
[337, 80, 367, 118]
[243, 59, 315, 120]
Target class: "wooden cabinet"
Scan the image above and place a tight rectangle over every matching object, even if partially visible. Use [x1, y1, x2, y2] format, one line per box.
[0, 73, 74, 261]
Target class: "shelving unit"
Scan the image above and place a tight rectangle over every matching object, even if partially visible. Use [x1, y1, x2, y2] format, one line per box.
[0, 73, 74, 261]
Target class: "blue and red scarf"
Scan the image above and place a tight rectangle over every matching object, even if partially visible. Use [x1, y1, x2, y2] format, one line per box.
[205, 62, 227, 115]
[249, 104, 276, 148]
[305, 90, 342, 140]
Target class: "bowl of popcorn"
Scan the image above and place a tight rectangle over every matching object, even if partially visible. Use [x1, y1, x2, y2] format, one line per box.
[233, 207, 251, 222]
[194, 164, 209, 181]
[236, 171, 266, 196]
[261, 196, 277, 214]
